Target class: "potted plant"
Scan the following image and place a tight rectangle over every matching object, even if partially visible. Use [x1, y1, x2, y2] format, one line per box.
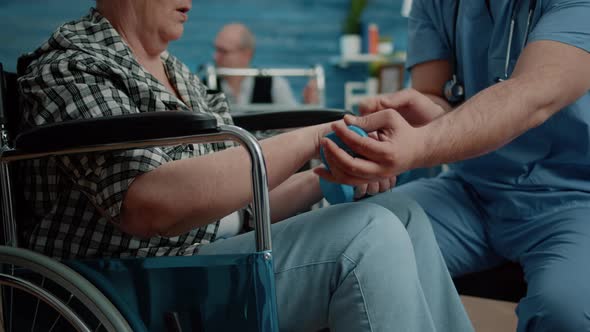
[340, 0, 367, 58]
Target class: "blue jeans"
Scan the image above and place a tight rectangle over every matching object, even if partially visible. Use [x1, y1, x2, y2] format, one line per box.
[394, 172, 590, 332]
[199, 192, 473, 332]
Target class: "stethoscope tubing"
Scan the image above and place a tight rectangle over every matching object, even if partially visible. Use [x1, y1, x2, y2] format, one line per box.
[452, 0, 537, 82]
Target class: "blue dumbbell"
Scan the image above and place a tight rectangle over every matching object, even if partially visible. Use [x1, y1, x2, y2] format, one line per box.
[319, 125, 368, 204]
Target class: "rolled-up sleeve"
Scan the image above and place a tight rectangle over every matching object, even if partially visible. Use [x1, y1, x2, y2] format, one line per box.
[406, 0, 452, 70]
[58, 148, 171, 222]
[528, 0, 590, 53]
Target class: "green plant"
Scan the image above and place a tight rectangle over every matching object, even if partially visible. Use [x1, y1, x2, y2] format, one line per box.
[368, 60, 386, 77]
[342, 0, 368, 35]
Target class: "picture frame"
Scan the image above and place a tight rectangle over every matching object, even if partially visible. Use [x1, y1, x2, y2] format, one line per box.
[378, 63, 405, 94]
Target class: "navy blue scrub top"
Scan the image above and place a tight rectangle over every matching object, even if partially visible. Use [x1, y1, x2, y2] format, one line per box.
[406, 0, 590, 218]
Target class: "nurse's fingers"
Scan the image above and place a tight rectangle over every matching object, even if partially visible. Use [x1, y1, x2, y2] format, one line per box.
[334, 113, 407, 165]
[320, 138, 393, 183]
[358, 89, 424, 116]
[368, 131, 379, 140]
[314, 166, 373, 186]
[329, 120, 389, 162]
[366, 181, 380, 195]
[355, 183, 368, 199]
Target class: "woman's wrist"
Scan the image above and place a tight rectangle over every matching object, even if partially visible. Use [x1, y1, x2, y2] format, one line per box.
[300, 169, 323, 203]
[311, 121, 338, 156]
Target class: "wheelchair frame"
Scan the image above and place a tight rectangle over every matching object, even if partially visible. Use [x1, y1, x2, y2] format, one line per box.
[0, 63, 276, 331]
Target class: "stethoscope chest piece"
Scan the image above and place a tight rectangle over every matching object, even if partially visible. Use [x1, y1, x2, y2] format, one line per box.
[443, 75, 465, 104]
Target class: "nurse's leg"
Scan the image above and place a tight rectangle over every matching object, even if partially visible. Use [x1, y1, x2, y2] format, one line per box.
[376, 172, 505, 276]
[199, 203, 455, 332]
[513, 207, 590, 332]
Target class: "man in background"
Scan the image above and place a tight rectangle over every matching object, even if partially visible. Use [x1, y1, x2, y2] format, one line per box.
[213, 23, 318, 106]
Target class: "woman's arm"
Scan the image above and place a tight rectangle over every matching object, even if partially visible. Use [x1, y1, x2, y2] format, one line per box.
[268, 170, 323, 223]
[120, 122, 332, 237]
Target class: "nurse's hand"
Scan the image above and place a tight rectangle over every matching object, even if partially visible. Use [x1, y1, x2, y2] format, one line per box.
[359, 89, 446, 127]
[354, 177, 397, 199]
[314, 110, 427, 185]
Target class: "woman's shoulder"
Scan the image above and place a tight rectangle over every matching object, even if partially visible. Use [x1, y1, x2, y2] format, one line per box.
[20, 8, 132, 76]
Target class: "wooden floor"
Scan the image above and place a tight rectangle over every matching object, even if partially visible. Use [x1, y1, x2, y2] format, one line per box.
[461, 296, 518, 332]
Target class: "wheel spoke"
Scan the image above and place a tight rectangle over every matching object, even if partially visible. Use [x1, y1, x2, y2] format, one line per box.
[48, 293, 73, 332]
[30, 277, 45, 332]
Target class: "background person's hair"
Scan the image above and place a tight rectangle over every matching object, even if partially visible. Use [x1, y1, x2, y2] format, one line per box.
[237, 24, 255, 51]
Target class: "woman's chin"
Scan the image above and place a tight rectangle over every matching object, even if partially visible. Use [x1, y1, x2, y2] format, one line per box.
[163, 27, 184, 42]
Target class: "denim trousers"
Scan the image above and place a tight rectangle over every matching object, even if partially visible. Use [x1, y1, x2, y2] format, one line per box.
[199, 191, 473, 332]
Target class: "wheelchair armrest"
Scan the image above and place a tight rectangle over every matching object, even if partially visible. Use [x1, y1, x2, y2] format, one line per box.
[14, 112, 218, 153]
[231, 108, 350, 131]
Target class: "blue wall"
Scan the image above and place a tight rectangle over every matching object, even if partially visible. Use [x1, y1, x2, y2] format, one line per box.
[0, 0, 409, 108]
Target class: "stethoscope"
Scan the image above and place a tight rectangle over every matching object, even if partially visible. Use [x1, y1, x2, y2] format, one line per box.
[443, 0, 538, 104]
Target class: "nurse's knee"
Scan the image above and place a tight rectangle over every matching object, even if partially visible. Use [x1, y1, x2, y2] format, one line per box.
[519, 285, 590, 332]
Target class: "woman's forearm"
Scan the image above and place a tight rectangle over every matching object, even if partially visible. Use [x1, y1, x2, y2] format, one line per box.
[269, 169, 323, 223]
[120, 122, 333, 238]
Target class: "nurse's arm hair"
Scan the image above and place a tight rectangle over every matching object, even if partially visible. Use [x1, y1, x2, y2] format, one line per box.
[415, 40, 590, 169]
[120, 123, 331, 238]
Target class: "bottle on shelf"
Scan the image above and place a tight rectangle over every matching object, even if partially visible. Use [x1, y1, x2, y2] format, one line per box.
[368, 23, 379, 55]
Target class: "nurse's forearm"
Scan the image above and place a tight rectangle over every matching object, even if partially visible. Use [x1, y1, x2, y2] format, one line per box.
[418, 78, 541, 167]
[417, 41, 590, 169]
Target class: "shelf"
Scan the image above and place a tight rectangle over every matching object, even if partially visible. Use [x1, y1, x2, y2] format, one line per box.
[331, 52, 406, 68]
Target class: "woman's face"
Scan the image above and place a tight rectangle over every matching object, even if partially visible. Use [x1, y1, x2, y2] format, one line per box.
[136, 0, 192, 42]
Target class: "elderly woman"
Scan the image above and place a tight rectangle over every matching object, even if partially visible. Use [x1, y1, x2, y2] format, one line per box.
[17, 1, 473, 331]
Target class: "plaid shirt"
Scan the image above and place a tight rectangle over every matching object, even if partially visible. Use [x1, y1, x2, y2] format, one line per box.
[18, 9, 235, 259]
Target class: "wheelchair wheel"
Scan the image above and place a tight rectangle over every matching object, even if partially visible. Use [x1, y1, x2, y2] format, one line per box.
[0, 246, 132, 332]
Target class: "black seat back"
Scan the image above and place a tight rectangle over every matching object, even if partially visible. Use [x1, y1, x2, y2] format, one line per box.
[1, 65, 22, 146]
[453, 262, 527, 302]
[0, 62, 28, 246]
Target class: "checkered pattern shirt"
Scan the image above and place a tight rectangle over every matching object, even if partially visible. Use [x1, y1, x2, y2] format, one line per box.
[18, 9, 235, 259]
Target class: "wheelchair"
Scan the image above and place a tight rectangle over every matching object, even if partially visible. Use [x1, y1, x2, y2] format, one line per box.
[0, 61, 347, 332]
